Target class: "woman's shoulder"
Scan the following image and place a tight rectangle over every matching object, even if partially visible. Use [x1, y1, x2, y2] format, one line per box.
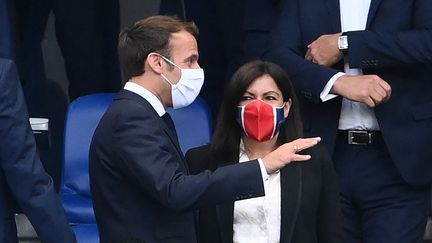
[185, 144, 215, 174]
[185, 144, 212, 160]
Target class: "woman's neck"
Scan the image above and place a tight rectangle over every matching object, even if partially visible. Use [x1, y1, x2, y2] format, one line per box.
[242, 136, 278, 160]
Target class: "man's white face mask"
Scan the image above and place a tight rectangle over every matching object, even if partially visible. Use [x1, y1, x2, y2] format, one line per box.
[159, 55, 205, 109]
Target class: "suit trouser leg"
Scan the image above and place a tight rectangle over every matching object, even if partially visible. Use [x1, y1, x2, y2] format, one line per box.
[333, 137, 430, 243]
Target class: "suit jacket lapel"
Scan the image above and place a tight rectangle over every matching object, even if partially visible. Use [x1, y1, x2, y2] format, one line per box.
[216, 202, 234, 243]
[214, 148, 302, 243]
[161, 113, 184, 158]
[324, 0, 342, 33]
[324, 0, 382, 32]
[366, 0, 383, 29]
[279, 163, 302, 243]
[159, 114, 189, 172]
[117, 90, 189, 172]
[215, 146, 240, 243]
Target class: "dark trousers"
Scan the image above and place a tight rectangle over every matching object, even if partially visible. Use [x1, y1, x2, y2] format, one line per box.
[333, 134, 430, 243]
[13, 0, 121, 190]
[15, 0, 121, 101]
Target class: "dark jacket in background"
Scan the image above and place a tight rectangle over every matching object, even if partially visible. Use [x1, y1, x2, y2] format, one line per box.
[0, 58, 75, 243]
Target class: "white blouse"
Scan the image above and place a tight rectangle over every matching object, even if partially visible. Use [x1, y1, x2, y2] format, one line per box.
[233, 144, 281, 243]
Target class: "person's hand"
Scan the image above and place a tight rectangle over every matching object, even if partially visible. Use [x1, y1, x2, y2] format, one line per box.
[262, 137, 321, 174]
[305, 33, 342, 67]
[331, 75, 392, 107]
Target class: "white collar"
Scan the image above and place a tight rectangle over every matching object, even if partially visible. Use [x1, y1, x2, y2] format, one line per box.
[124, 81, 166, 117]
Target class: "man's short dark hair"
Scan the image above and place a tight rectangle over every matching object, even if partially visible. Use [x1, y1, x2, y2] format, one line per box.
[118, 15, 198, 82]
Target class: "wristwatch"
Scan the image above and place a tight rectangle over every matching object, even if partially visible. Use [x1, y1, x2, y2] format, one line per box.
[338, 35, 348, 55]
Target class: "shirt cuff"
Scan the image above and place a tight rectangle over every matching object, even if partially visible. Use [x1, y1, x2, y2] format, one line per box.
[257, 158, 269, 181]
[320, 72, 345, 102]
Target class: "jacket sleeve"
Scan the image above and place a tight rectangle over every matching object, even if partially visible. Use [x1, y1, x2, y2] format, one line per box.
[347, 0, 432, 68]
[263, 0, 340, 104]
[0, 59, 76, 243]
[113, 109, 265, 211]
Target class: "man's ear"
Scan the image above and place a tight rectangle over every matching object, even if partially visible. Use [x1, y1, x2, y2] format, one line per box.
[146, 53, 164, 74]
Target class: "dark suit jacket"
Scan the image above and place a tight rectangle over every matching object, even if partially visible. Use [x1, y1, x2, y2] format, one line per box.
[185, 144, 342, 243]
[265, 0, 432, 186]
[89, 90, 265, 243]
[0, 58, 75, 243]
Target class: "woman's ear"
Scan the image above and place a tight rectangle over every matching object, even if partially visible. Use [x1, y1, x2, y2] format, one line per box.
[284, 98, 292, 118]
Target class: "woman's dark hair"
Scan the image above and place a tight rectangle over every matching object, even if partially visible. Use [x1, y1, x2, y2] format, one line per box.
[210, 60, 303, 158]
[118, 15, 198, 82]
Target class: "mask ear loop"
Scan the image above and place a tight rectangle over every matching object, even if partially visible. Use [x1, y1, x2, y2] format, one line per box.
[153, 53, 181, 86]
[278, 101, 287, 109]
[158, 54, 181, 70]
[160, 73, 174, 86]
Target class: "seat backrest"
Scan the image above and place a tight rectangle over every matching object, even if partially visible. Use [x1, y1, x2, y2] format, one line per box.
[167, 96, 213, 154]
[61, 93, 213, 198]
[61, 93, 116, 196]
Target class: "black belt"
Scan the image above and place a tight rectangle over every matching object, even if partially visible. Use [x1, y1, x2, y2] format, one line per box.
[337, 130, 384, 145]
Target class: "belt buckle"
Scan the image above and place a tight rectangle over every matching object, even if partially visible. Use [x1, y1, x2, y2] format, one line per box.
[347, 130, 371, 145]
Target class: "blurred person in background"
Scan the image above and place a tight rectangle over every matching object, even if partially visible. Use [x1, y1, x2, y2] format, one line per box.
[0, 58, 75, 243]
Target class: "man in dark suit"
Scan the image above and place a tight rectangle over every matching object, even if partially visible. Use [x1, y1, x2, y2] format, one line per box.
[264, 0, 432, 242]
[0, 58, 76, 243]
[89, 15, 321, 243]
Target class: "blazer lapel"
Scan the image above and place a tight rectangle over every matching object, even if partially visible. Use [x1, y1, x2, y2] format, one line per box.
[215, 147, 240, 243]
[215, 150, 303, 243]
[216, 202, 234, 243]
[279, 163, 302, 243]
[160, 114, 190, 172]
[366, 0, 383, 29]
[324, 0, 382, 31]
[161, 113, 184, 156]
[117, 90, 189, 172]
[324, 0, 342, 33]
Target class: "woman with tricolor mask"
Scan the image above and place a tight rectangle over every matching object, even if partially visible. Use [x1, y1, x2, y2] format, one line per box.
[185, 60, 342, 243]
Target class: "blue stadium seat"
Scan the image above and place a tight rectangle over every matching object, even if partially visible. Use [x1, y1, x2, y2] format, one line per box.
[59, 93, 212, 242]
[60, 93, 116, 242]
[167, 97, 213, 154]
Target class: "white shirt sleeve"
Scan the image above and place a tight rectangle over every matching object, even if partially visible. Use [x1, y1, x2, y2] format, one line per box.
[320, 72, 345, 102]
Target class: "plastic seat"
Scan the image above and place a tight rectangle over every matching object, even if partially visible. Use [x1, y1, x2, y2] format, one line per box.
[59, 93, 212, 242]
[59, 93, 116, 242]
[167, 97, 213, 154]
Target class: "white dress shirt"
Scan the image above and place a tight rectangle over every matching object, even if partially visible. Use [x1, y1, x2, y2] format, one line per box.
[320, 0, 380, 130]
[233, 141, 281, 243]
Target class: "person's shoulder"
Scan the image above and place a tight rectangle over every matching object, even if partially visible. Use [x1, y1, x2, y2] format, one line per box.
[185, 144, 213, 175]
[185, 144, 212, 163]
[107, 92, 158, 123]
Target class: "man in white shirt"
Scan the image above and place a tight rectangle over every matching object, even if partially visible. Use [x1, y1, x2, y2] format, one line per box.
[265, 0, 432, 242]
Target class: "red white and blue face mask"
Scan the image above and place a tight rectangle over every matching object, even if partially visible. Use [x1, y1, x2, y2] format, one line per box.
[236, 99, 286, 142]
